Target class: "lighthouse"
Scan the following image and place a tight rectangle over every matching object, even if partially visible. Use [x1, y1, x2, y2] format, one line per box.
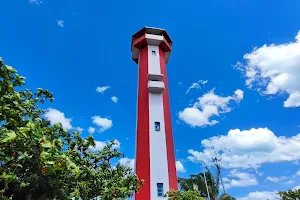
[131, 27, 178, 200]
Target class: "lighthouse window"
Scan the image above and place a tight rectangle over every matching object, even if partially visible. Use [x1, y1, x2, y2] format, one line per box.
[155, 122, 160, 131]
[152, 50, 156, 55]
[157, 183, 164, 197]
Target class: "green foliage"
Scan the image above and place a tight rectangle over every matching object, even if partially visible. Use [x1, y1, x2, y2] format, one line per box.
[219, 193, 236, 200]
[0, 58, 141, 200]
[178, 163, 235, 200]
[278, 189, 300, 200]
[165, 190, 205, 200]
[178, 164, 220, 199]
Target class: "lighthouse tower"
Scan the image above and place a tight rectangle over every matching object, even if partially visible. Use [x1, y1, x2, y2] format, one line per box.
[131, 27, 178, 200]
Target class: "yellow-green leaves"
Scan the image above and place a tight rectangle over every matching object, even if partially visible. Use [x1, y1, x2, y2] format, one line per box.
[1, 131, 16, 143]
[41, 140, 53, 148]
[18, 127, 30, 138]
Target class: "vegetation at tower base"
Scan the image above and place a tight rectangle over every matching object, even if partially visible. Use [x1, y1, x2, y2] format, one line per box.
[165, 190, 205, 200]
[278, 189, 300, 199]
[0, 57, 141, 200]
[172, 163, 235, 200]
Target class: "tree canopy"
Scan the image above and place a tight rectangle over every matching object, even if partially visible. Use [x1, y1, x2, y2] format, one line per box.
[0, 57, 141, 200]
[278, 189, 300, 200]
[165, 190, 205, 200]
[177, 163, 235, 200]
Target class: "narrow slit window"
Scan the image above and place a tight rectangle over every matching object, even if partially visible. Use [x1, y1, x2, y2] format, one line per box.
[157, 183, 164, 197]
[155, 122, 160, 131]
[152, 50, 156, 55]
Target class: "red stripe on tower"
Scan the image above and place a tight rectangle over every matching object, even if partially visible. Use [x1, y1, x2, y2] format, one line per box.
[159, 48, 178, 191]
[135, 46, 151, 200]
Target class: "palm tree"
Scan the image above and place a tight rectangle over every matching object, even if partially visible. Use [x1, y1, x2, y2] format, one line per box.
[178, 163, 235, 200]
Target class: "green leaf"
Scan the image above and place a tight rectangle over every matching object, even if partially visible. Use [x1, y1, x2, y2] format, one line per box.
[18, 127, 30, 137]
[26, 121, 36, 130]
[20, 182, 29, 188]
[5, 65, 17, 73]
[40, 151, 49, 160]
[17, 153, 28, 161]
[46, 161, 54, 165]
[1, 131, 16, 143]
[32, 131, 43, 138]
[41, 140, 53, 148]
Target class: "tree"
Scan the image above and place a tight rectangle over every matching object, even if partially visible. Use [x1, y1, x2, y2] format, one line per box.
[178, 163, 235, 200]
[165, 190, 205, 200]
[219, 193, 236, 200]
[178, 164, 219, 199]
[0, 57, 142, 200]
[278, 189, 300, 200]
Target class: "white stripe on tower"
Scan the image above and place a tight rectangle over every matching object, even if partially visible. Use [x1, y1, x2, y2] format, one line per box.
[148, 44, 170, 200]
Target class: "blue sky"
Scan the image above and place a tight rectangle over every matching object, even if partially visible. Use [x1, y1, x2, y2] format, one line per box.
[1, 0, 300, 199]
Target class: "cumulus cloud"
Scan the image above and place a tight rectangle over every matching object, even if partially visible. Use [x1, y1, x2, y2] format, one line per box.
[74, 127, 84, 133]
[92, 116, 113, 132]
[293, 185, 300, 190]
[266, 176, 287, 183]
[96, 86, 110, 94]
[296, 169, 300, 176]
[186, 80, 208, 94]
[88, 127, 96, 134]
[237, 191, 278, 200]
[179, 89, 243, 127]
[223, 169, 258, 189]
[43, 108, 72, 130]
[57, 20, 64, 27]
[111, 96, 118, 103]
[188, 127, 300, 169]
[176, 161, 186, 173]
[89, 139, 120, 151]
[235, 30, 300, 107]
[119, 158, 135, 171]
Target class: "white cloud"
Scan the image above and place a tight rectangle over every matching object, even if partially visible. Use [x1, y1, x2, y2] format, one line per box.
[266, 176, 287, 183]
[89, 139, 120, 152]
[293, 185, 300, 190]
[119, 158, 135, 171]
[223, 169, 258, 189]
[92, 116, 113, 132]
[187, 127, 300, 169]
[89, 141, 106, 151]
[74, 127, 84, 133]
[96, 86, 110, 94]
[234, 89, 244, 101]
[44, 108, 72, 130]
[284, 180, 295, 185]
[176, 161, 186, 173]
[179, 89, 243, 127]
[111, 96, 118, 103]
[237, 191, 278, 200]
[88, 127, 96, 134]
[296, 169, 300, 176]
[29, 0, 43, 5]
[186, 80, 208, 94]
[57, 20, 64, 27]
[235, 30, 300, 107]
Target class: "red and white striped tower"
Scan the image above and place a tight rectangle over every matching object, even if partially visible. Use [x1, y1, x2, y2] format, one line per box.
[131, 27, 178, 200]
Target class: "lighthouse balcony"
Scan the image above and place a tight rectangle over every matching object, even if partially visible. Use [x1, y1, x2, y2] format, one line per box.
[148, 81, 165, 94]
[148, 73, 164, 81]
